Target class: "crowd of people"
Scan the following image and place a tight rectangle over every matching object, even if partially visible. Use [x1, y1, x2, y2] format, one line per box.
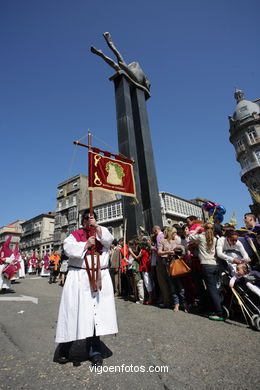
[1, 212, 259, 321]
[0, 247, 69, 291]
[1, 209, 259, 367]
[108, 212, 260, 322]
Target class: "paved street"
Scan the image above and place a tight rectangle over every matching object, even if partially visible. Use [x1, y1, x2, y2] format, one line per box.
[0, 276, 259, 390]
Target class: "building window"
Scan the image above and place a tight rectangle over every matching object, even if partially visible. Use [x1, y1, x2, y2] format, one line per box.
[54, 231, 61, 241]
[236, 139, 244, 148]
[59, 189, 63, 195]
[241, 156, 249, 169]
[61, 215, 68, 226]
[255, 150, 260, 163]
[248, 128, 257, 143]
[116, 202, 122, 217]
[55, 214, 61, 225]
[68, 207, 77, 222]
[73, 181, 78, 188]
[162, 194, 202, 219]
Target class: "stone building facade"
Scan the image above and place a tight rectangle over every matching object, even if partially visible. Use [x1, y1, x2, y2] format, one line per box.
[229, 89, 260, 219]
[19, 213, 55, 257]
[0, 220, 25, 251]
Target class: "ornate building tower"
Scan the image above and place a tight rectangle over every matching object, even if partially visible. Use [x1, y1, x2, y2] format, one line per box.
[229, 89, 260, 219]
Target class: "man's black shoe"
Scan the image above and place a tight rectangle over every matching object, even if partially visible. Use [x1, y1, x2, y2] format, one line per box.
[57, 356, 69, 364]
[90, 354, 103, 367]
[73, 361, 81, 367]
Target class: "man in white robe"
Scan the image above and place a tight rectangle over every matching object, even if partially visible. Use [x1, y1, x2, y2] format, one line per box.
[0, 236, 14, 291]
[55, 209, 118, 366]
[18, 255, 25, 278]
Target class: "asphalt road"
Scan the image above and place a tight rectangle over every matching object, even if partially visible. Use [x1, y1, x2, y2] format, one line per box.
[0, 275, 259, 390]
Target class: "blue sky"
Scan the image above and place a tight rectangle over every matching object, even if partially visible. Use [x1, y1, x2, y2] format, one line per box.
[0, 0, 259, 228]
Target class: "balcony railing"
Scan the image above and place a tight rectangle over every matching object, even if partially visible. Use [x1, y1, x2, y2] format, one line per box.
[56, 200, 77, 212]
[240, 161, 260, 177]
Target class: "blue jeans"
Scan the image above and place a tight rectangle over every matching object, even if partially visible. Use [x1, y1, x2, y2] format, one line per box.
[170, 277, 186, 305]
[201, 264, 222, 316]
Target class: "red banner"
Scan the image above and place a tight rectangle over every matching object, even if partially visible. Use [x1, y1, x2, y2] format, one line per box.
[88, 151, 136, 197]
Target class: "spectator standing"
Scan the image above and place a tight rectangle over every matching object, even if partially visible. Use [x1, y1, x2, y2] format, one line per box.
[109, 239, 122, 296]
[158, 227, 186, 312]
[189, 223, 224, 321]
[186, 216, 207, 311]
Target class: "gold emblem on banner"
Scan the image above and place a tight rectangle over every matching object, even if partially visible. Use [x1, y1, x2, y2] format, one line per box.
[106, 161, 125, 186]
[94, 172, 102, 186]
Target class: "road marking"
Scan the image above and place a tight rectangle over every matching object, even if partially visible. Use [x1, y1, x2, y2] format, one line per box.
[0, 295, 38, 304]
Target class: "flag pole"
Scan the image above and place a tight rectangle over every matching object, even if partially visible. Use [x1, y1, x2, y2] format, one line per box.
[88, 131, 96, 290]
[88, 131, 93, 215]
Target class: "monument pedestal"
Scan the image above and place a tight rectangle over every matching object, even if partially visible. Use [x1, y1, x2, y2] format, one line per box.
[113, 75, 144, 239]
[112, 73, 162, 237]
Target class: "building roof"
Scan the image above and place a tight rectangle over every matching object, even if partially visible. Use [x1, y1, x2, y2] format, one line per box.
[0, 229, 21, 235]
[234, 99, 260, 121]
[233, 89, 260, 121]
[21, 212, 55, 225]
[58, 174, 87, 187]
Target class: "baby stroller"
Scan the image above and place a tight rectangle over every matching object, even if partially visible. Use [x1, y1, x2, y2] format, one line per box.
[219, 266, 260, 331]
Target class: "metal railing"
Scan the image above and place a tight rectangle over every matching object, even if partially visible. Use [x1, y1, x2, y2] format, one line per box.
[240, 161, 260, 177]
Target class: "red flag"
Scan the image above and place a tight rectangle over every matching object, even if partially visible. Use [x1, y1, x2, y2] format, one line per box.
[88, 151, 136, 197]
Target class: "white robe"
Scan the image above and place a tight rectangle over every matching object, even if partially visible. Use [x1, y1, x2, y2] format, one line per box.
[55, 226, 118, 343]
[0, 255, 13, 290]
[0, 263, 6, 290]
[40, 261, 50, 276]
[18, 257, 25, 278]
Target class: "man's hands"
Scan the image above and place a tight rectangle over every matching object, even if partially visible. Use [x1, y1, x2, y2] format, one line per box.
[85, 236, 96, 250]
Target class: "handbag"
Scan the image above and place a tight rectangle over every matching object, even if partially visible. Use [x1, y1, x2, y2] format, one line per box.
[169, 258, 191, 277]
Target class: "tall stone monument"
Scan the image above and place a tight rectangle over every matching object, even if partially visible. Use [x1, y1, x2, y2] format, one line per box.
[91, 32, 162, 238]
